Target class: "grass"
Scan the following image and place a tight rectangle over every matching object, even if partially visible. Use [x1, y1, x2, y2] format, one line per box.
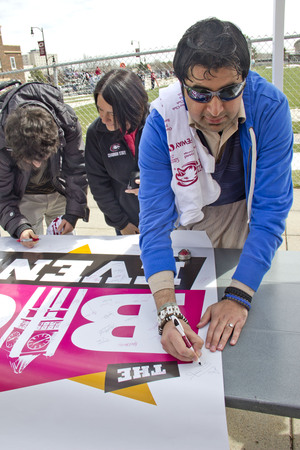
[147, 87, 160, 103]
[254, 66, 300, 108]
[294, 144, 300, 153]
[73, 103, 98, 141]
[292, 171, 300, 188]
[293, 122, 300, 134]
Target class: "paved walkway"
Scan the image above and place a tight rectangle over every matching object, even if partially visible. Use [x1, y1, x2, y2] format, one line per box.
[293, 152, 300, 170]
[1, 189, 299, 448]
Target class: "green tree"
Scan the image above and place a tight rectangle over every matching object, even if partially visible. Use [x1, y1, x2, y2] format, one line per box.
[29, 68, 47, 83]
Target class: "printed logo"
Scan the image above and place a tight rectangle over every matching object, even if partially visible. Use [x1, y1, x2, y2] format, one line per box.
[110, 143, 121, 152]
[169, 138, 193, 152]
[175, 161, 200, 187]
[105, 361, 179, 392]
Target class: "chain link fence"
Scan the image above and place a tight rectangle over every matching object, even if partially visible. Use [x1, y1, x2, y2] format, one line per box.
[1, 34, 300, 186]
[250, 34, 300, 187]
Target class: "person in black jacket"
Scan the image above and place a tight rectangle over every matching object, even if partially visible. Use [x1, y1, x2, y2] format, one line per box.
[85, 69, 148, 235]
[0, 82, 89, 248]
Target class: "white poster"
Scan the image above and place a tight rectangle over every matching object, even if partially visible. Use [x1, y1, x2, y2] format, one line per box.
[0, 231, 229, 450]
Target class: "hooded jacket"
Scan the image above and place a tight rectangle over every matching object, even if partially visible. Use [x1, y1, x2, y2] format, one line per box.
[0, 82, 89, 237]
[139, 71, 294, 291]
[85, 117, 141, 230]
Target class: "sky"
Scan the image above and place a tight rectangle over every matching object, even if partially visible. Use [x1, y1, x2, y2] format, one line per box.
[1, 0, 299, 63]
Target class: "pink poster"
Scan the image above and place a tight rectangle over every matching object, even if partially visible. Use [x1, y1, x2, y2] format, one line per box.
[0, 251, 205, 393]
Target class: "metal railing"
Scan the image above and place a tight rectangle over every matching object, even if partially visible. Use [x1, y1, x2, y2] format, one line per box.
[1, 34, 299, 186]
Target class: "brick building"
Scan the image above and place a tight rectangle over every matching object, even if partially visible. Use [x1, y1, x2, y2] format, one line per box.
[0, 26, 25, 83]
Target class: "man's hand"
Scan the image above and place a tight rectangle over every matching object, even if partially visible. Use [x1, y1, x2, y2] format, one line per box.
[197, 299, 248, 352]
[154, 288, 203, 362]
[161, 319, 203, 362]
[18, 229, 39, 248]
[120, 222, 139, 235]
[57, 219, 74, 235]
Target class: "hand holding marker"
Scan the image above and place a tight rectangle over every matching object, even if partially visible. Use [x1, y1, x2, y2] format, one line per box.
[17, 238, 39, 242]
[171, 315, 201, 364]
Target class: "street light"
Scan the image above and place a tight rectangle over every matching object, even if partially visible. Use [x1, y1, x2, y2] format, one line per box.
[31, 26, 50, 79]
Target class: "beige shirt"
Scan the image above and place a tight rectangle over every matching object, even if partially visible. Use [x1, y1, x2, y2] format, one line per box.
[189, 101, 246, 161]
[148, 100, 255, 297]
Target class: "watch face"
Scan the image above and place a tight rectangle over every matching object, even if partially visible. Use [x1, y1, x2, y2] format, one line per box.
[5, 331, 21, 348]
[27, 333, 51, 350]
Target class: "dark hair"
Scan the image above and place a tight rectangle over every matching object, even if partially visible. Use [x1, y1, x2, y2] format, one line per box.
[5, 105, 59, 168]
[93, 69, 148, 134]
[173, 17, 250, 82]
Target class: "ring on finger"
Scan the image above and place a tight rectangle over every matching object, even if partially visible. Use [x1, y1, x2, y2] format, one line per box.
[227, 323, 234, 328]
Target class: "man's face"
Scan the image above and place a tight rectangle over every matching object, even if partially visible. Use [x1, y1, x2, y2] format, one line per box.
[183, 65, 244, 133]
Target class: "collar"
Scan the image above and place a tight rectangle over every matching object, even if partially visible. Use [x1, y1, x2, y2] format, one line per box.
[188, 100, 246, 160]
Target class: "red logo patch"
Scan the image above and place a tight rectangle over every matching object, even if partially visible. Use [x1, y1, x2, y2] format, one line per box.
[175, 162, 199, 186]
[110, 143, 121, 152]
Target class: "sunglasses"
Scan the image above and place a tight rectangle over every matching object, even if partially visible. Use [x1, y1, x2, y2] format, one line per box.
[183, 80, 246, 103]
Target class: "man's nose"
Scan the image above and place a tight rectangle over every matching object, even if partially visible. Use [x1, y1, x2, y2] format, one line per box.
[206, 96, 224, 116]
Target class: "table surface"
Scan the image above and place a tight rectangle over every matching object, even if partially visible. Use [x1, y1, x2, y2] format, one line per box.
[216, 249, 300, 418]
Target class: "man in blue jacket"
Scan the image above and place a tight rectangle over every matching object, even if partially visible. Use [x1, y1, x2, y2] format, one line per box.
[138, 18, 293, 361]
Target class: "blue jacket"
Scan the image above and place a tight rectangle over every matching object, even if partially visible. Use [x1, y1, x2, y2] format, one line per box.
[139, 71, 293, 291]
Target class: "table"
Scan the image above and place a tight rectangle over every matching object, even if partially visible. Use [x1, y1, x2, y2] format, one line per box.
[217, 249, 300, 418]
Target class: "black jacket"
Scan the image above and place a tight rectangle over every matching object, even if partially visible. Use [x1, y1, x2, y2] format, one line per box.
[0, 82, 89, 237]
[85, 117, 141, 230]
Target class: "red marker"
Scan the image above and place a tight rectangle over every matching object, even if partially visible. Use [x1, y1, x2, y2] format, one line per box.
[17, 238, 39, 242]
[171, 315, 201, 364]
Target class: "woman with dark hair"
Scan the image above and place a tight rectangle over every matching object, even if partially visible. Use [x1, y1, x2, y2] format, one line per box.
[85, 68, 148, 235]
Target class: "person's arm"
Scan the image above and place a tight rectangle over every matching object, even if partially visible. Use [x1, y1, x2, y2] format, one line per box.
[0, 151, 34, 238]
[85, 122, 131, 230]
[233, 95, 293, 290]
[139, 111, 203, 361]
[199, 80, 293, 351]
[149, 272, 203, 361]
[59, 111, 89, 224]
[139, 110, 178, 278]
[138, 110, 251, 358]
